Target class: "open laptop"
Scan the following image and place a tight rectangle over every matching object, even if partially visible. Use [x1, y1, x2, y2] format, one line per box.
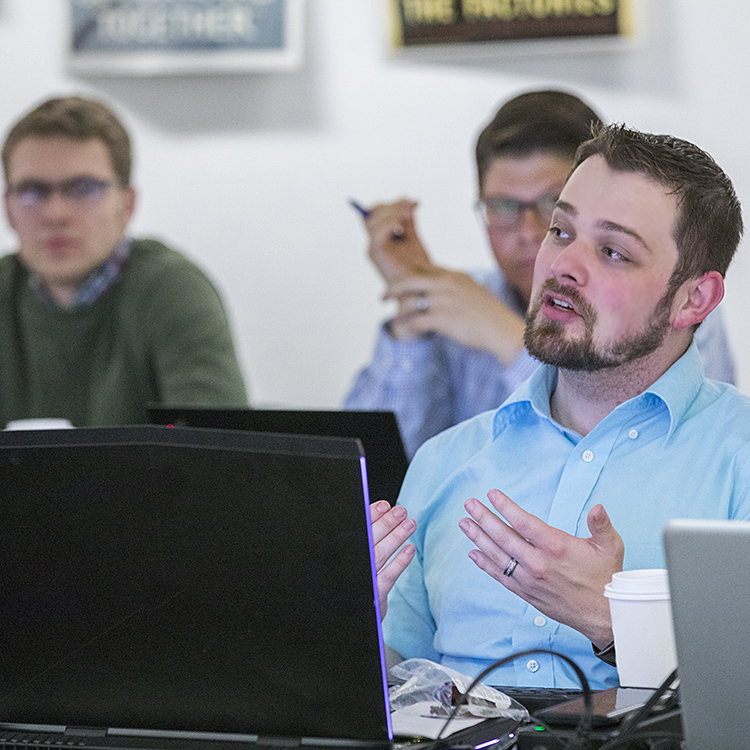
[664, 518, 750, 749]
[0, 425, 393, 748]
[147, 407, 409, 506]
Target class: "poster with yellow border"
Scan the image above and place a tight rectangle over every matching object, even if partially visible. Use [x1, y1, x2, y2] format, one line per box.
[389, 0, 634, 49]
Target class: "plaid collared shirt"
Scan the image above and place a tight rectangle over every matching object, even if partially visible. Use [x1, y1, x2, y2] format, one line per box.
[29, 238, 132, 309]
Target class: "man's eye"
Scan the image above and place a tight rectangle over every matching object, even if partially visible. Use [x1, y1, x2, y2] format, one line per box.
[603, 247, 628, 262]
[488, 200, 517, 216]
[68, 178, 106, 198]
[549, 226, 569, 240]
[15, 184, 46, 199]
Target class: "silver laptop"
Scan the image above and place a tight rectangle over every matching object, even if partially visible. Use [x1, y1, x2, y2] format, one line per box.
[664, 518, 750, 750]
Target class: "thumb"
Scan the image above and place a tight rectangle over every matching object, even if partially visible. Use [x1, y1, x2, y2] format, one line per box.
[587, 504, 618, 543]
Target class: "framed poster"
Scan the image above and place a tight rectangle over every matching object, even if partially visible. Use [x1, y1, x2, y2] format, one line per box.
[389, 0, 635, 52]
[68, 0, 305, 76]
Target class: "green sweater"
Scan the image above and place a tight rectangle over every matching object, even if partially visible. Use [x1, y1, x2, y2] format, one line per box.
[0, 238, 248, 427]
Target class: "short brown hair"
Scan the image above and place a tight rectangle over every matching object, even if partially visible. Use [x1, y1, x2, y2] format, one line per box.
[574, 124, 743, 287]
[475, 89, 604, 190]
[2, 95, 132, 186]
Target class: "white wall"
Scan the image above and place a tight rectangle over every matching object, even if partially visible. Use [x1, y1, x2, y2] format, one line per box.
[0, 0, 748, 407]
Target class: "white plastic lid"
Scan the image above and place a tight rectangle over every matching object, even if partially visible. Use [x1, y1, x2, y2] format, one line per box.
[604, 568, 670, 600]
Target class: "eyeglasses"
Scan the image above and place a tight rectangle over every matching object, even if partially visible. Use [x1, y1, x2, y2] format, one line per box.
[6, 177, 119, 209]
[475, 194, 558, 230]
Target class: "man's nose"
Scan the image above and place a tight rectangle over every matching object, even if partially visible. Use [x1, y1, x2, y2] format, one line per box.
[517, 204, 549, 243]
[39, 190, 72, 219]
[549, 239, 589, 287]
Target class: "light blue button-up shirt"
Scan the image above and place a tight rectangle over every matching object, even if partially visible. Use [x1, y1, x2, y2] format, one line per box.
[383, 344, 750, 690]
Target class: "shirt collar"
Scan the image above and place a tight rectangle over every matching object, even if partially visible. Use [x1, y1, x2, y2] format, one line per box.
[492, 342, 706, 440]
[29, 237, 131, 310]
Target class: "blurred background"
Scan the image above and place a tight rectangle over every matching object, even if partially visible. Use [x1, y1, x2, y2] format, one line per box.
[0, 0, 747, 407]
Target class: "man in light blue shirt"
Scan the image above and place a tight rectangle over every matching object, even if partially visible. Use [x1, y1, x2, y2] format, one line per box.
[371, 124, 750, 690]
[346, 92, 736, 459]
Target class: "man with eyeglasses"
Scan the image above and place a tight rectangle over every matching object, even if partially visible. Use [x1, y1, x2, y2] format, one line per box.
[345, 90, 735, 458]
[0, 95, 248, 428]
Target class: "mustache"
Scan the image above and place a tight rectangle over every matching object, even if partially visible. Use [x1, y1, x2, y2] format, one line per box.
[529, 278, 593, 317]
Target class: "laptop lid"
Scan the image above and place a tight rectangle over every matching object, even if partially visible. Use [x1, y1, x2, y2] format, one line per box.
[664, 518, 750, 750]
[0, 426, 391, 745]
[147, 407, 409, 506]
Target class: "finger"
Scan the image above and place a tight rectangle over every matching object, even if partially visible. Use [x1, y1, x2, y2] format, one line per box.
[393, 294, 435, 319]
[372, 506, 416, 570]
[466, 546, 520, 590]
[462, 496, 526, 556]
[485, 488, 553, 547]
[369, 499, 391, 524]
[458, 506, 525, 586]
[378, 544, 416, 593]
[377, 544, 416, 618]
[366, 200, 417, 236]
[386, 274, 440, 301]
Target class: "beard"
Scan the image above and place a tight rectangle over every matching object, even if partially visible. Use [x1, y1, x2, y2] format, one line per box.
[523, 279, 673, 372]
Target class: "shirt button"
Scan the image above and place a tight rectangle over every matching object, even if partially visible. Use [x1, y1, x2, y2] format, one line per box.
[534, 616, 547, 627]
[629, 429, 639, 439]
[526, 659, 540, 672]
[582, 450, 594, 463]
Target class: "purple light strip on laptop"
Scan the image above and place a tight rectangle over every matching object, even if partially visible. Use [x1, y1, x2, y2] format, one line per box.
[360, 455, 394, 740]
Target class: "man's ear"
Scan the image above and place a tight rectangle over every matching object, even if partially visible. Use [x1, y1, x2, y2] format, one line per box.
[672, 270, 725, 330]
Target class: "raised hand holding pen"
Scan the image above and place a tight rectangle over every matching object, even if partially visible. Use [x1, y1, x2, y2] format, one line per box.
[350, 196, 526, 362]
[349, 197, 433, 286]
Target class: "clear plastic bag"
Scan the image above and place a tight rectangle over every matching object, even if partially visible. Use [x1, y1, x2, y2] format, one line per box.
[388, 658, 529, 721]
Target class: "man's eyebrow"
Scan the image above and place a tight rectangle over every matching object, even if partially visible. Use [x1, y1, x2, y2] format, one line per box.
[598, 220, 651, 252]
[555, 199, 651, 252]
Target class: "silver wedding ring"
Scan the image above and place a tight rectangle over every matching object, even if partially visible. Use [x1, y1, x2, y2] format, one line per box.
[503, 557, 519, 577]
[414, 295, 429, 313]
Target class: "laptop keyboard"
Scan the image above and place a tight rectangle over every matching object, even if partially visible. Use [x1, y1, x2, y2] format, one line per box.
[0, 730, 258, 750]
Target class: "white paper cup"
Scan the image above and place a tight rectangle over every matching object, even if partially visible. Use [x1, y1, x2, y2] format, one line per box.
[604, 569, 677, 688]
[4, 418, 74, 431]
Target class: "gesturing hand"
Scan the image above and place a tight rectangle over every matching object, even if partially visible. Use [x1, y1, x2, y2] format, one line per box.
[370, 500, 416, 619]
[459, 489, 624, 649]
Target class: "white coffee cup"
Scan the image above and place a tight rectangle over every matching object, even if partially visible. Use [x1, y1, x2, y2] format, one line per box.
[604, 568, 677, 688]
[4, 418, 74, 431]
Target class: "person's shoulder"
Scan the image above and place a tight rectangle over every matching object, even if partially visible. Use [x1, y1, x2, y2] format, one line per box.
[125, 238, 216, 287]
[0, 252, 22, 274]
[0, 253, 25, 292]
[413, 408, 497, 467]
[690, 379, 750, 439]
[128, 238, 201, 270]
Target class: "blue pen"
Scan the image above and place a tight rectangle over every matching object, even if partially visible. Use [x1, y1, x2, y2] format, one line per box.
[348, 198, 404, 239]
[348, 198, 371, 219]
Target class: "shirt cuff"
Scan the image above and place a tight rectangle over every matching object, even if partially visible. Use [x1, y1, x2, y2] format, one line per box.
[592, 640, 616, 667]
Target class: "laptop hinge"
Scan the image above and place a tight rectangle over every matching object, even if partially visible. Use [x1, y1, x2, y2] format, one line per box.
[256, 738, 301, 748]
[64, 727, 108, 738]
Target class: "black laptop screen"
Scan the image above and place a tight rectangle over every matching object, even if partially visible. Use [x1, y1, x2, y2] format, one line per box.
[148, 407, 409, 506]
[0, 426, 390, 742]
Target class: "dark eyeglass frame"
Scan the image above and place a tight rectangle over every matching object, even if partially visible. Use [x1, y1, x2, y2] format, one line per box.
[6, 176, 120, 208]
[475, 193, 559, 230]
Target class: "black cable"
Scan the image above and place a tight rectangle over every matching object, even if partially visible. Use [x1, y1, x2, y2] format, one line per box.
[424, 648, 593, 750]
[595, 668, 679, 750]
